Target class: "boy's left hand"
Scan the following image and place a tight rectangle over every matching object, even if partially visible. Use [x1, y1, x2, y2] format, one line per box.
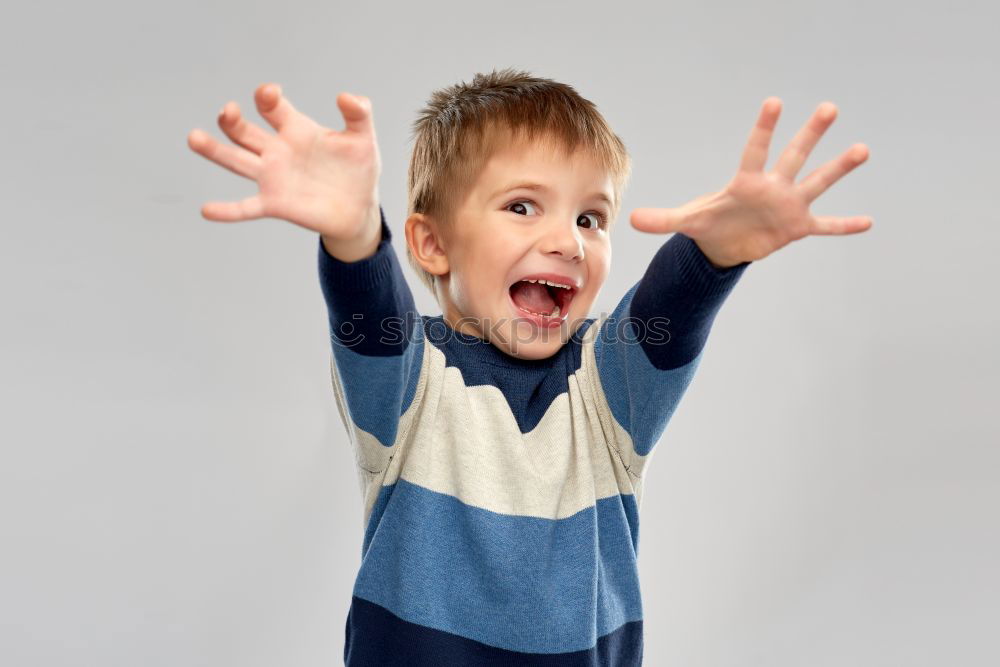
[630, 98, 872, 269]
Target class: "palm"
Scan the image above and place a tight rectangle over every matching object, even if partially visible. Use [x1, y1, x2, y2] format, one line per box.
[187, 83, 381, 238]
[698, 170, 815, 262]
[631, 98, 872, 267]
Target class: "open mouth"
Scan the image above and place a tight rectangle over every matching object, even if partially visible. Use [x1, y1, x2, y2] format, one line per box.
[507, 276, 578, 326]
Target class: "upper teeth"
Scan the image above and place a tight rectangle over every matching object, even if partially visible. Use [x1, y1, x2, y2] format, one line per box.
[524, 278, 572, 290]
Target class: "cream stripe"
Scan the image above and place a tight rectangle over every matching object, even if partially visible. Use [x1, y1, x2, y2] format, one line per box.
[334, 318, 656, 525]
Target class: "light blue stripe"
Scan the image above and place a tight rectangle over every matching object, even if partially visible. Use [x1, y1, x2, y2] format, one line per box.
[353, 478, 642, 654]
[594, 282, 702, 456]
[332, 317, 424, 448]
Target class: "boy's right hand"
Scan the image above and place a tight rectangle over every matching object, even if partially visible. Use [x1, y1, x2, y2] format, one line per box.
[187, 83, 382, 258]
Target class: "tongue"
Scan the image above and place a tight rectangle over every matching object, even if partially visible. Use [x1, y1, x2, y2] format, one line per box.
[510, 281, 556, 314]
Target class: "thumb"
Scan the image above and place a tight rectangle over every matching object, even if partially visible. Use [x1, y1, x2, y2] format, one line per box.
[630, 207, 685, 234]
[337, 92, 374, 134]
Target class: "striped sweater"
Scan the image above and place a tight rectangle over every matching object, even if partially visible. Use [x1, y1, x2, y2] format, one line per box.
[318, 206, 749, 665]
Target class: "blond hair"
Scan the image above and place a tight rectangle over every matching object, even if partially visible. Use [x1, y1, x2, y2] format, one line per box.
[404, 67, 632, 293]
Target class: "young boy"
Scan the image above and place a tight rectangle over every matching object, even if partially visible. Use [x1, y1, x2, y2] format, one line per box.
[188, 67, 870, 665]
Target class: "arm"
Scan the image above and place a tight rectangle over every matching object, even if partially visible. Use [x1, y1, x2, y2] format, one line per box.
[187, 84, 422, 475]
[318, 205, 424, 467]
[593, 232, 749, 458]
[596, 96, 871, 468]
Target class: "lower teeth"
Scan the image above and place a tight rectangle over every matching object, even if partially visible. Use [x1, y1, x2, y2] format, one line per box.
[521, 304, 560, 317]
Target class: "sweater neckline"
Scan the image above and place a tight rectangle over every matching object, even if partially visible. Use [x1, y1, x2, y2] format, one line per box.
[423, 315, 571, 369]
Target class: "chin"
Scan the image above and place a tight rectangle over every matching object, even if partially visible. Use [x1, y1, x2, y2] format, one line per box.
[497, 319, 577, 359]
[510, 340, 559, 360]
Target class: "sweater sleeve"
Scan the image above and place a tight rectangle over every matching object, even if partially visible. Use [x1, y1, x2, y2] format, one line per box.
[592, 232, 749, 461]
[317, 205, 425, 475]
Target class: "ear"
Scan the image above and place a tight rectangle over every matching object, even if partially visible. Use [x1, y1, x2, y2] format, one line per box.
[405, 212, 450, 278]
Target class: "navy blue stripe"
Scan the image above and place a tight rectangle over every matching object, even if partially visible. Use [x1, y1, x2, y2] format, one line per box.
[318, 205, 421, 358]
[422, 315, 597, 433]
[629, 232, 748, 370]
[345, 595, 642, 666]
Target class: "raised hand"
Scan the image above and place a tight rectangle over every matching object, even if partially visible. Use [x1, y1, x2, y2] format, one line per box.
[630, 98, 872, 269]
[187, 83, 382, 245]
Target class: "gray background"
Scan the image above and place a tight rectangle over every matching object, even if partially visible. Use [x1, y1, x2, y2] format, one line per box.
[2, 0, 997, 665]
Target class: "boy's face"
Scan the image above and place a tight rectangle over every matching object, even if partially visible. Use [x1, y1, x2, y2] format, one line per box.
[437, 138, 614, 360]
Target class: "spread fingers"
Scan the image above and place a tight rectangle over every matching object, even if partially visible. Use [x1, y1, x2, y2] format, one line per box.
[187, 127, 262, 181]
[217, 101, 269, 155]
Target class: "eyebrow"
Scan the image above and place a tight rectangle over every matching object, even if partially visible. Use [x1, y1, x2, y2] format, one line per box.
[490, 182, 613, 209]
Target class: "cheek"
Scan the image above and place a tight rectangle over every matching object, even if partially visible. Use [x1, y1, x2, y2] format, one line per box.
[590, 244, 612, 284]
[450, 258, 497, 313]
[468, 239, 514, 299]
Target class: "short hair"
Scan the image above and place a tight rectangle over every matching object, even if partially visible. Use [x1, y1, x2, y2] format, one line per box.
[404, 67, 632, 294]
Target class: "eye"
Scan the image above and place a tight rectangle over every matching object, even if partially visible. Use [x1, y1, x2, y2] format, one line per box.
[505, 199, 608, 230]
[578, 212, 607, 230]
[505, 200, 538, 216]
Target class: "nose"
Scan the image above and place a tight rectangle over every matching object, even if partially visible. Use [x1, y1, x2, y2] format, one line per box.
[540, 217, 584, 262]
